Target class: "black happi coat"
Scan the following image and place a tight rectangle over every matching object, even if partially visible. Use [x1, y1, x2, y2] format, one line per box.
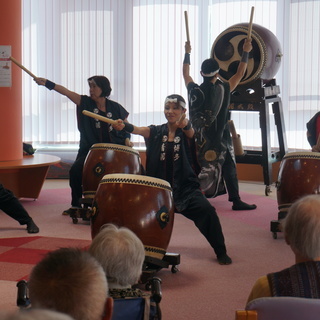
[145, 124, 200, 212]
[76, 95, 130, 156]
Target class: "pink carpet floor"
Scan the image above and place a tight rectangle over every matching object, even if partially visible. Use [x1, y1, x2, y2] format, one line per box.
[0, 187, 293, 320]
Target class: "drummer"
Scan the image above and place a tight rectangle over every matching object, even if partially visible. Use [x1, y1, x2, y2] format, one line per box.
[113, 94, 232, 265]
[182, 38, 256, 211]
[34, 76, 131, 215]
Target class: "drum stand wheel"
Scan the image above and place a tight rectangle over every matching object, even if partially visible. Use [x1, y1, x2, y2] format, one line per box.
[265, 185, 272, 196]
[270, 210, 286, 239]
[69, 198, 93, 224]
[141, 253, 181, 285]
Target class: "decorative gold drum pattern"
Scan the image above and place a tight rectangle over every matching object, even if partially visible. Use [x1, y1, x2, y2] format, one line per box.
[82, 143, 141, 199]
[211, 23, 283, 85]
[91, 173, 175, 260]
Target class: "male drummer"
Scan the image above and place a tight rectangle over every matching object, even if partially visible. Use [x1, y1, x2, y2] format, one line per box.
[113, 94, 232, 265]
[182, 38, 257, 211]
[34, 76, 131, 215]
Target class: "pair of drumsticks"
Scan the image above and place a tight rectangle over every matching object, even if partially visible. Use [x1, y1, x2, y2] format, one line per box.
[184, 7, 254, 43]
[10, 8, 255, 127]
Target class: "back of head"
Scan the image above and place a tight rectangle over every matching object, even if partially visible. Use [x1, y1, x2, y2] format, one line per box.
[28, 247, 108, 320]
[201, 58, 220, 81]
[0, 309, 74, 320]
[282, 195, 320, 259]
[89, 223, 145, 287]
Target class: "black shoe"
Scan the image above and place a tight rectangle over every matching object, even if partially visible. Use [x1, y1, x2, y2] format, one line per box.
[62, 207, 79, 216]
[232, 200, 257, 211]
[26, 219, 39, 234]
[217, 254, 232, 265]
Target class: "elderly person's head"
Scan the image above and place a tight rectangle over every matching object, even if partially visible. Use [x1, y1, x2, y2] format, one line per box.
[28, 247, 113, 320]
[282, 195, 320, 261]
[89, 223, 145, 288]
[0, 309, 75, 320]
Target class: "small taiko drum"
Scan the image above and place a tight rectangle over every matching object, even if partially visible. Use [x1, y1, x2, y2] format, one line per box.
[91, 173, 174, 260]
[82, 143, 141, 199]
[276, 152, 320, 215]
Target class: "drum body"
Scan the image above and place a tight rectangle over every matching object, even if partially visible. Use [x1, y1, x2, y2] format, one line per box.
[91, 173, 174, 260]
[211, 23, 282, 85]
[276, 152, 320, 214]
[82, 143, 141, 199]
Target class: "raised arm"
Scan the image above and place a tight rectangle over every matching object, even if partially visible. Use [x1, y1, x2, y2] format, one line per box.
[34, 77, 81, 105]
[183, 41, 194, 87]
[228, 38, 253, 92]
[176, 113, 194, 139]
[113, 120, 151, 139]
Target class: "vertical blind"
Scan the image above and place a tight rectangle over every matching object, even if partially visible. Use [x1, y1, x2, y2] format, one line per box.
[22, 0, 320, 150]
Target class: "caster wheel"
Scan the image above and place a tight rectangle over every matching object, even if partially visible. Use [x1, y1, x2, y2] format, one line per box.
[265, 185, 271, 196]
[72, 218, 78, 224]
[272, 232, 277, 239]
[171, 266, 179, 273]
[145, 283, 152, 291]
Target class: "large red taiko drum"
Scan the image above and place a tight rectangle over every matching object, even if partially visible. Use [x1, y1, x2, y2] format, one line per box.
[82, 143, 141, 199]
[211, 23, 283, 85]
[91, 173, 174, 260]
[276, 152, 320, 215]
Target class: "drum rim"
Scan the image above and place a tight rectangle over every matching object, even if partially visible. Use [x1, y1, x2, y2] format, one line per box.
[89, 143, 140, 155]
[283, 151, 320, 159]
[99, 173, 172, 191]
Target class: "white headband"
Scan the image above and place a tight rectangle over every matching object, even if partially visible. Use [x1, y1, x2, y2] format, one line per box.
[165, 97, 186, 109]
[201, 69, 220, 77]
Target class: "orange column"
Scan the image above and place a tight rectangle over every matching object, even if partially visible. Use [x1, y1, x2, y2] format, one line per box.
[0, 0, 22, 161]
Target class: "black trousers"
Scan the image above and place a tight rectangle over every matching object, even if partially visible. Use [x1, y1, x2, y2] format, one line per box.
[222, 150, 240, 202]
[178, 190, 227, 257]
[0, 184, 32, 225]
[69, 154, 87, 207]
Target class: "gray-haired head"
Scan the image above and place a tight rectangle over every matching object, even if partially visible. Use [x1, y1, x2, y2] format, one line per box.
[89, 223, 145, 287]
[282, 195, 320, 260]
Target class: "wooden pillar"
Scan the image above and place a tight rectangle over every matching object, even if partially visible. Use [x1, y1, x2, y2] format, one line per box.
[0, 0, 22, 161]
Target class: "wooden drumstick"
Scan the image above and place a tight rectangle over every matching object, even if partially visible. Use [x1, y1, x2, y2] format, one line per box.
[184, 11, 190, 42]
[247, 6, 255, 40]
[82, 110, 117, 125]
[9, 56, 37, 79]
[177, 113, 186, 126]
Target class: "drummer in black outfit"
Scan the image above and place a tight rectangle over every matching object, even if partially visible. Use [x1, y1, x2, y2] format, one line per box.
[113, 94, 232, 265]
[34, 76, 131, 215]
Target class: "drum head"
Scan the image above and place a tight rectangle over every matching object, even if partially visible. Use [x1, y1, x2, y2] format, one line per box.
[211, 23, 282, 85]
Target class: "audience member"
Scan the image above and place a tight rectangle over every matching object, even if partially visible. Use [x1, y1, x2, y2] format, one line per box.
[246, 195, 320, 304]
[0, 183, 39, 233]
[89, 223, 146, 295]
[89, 224, 158, 319]
[0, 309, 74, 320]
[28, 247, 113, 320]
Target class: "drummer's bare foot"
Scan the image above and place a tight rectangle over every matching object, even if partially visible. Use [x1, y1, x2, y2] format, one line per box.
[232, 200, 257, 211]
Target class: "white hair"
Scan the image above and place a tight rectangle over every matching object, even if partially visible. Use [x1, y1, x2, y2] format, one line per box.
[282, 195, 320, 259]
[89, 223, 145, 287]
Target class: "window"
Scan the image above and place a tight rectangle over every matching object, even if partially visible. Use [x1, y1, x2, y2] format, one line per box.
[22, 0, 320, 150]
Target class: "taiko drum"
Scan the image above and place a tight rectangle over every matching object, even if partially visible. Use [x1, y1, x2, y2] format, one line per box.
[82, 143, 141, 199]
[212, 23, 282, 85]
[91, 173, 175, 260]
[276, 152, 320, 215]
